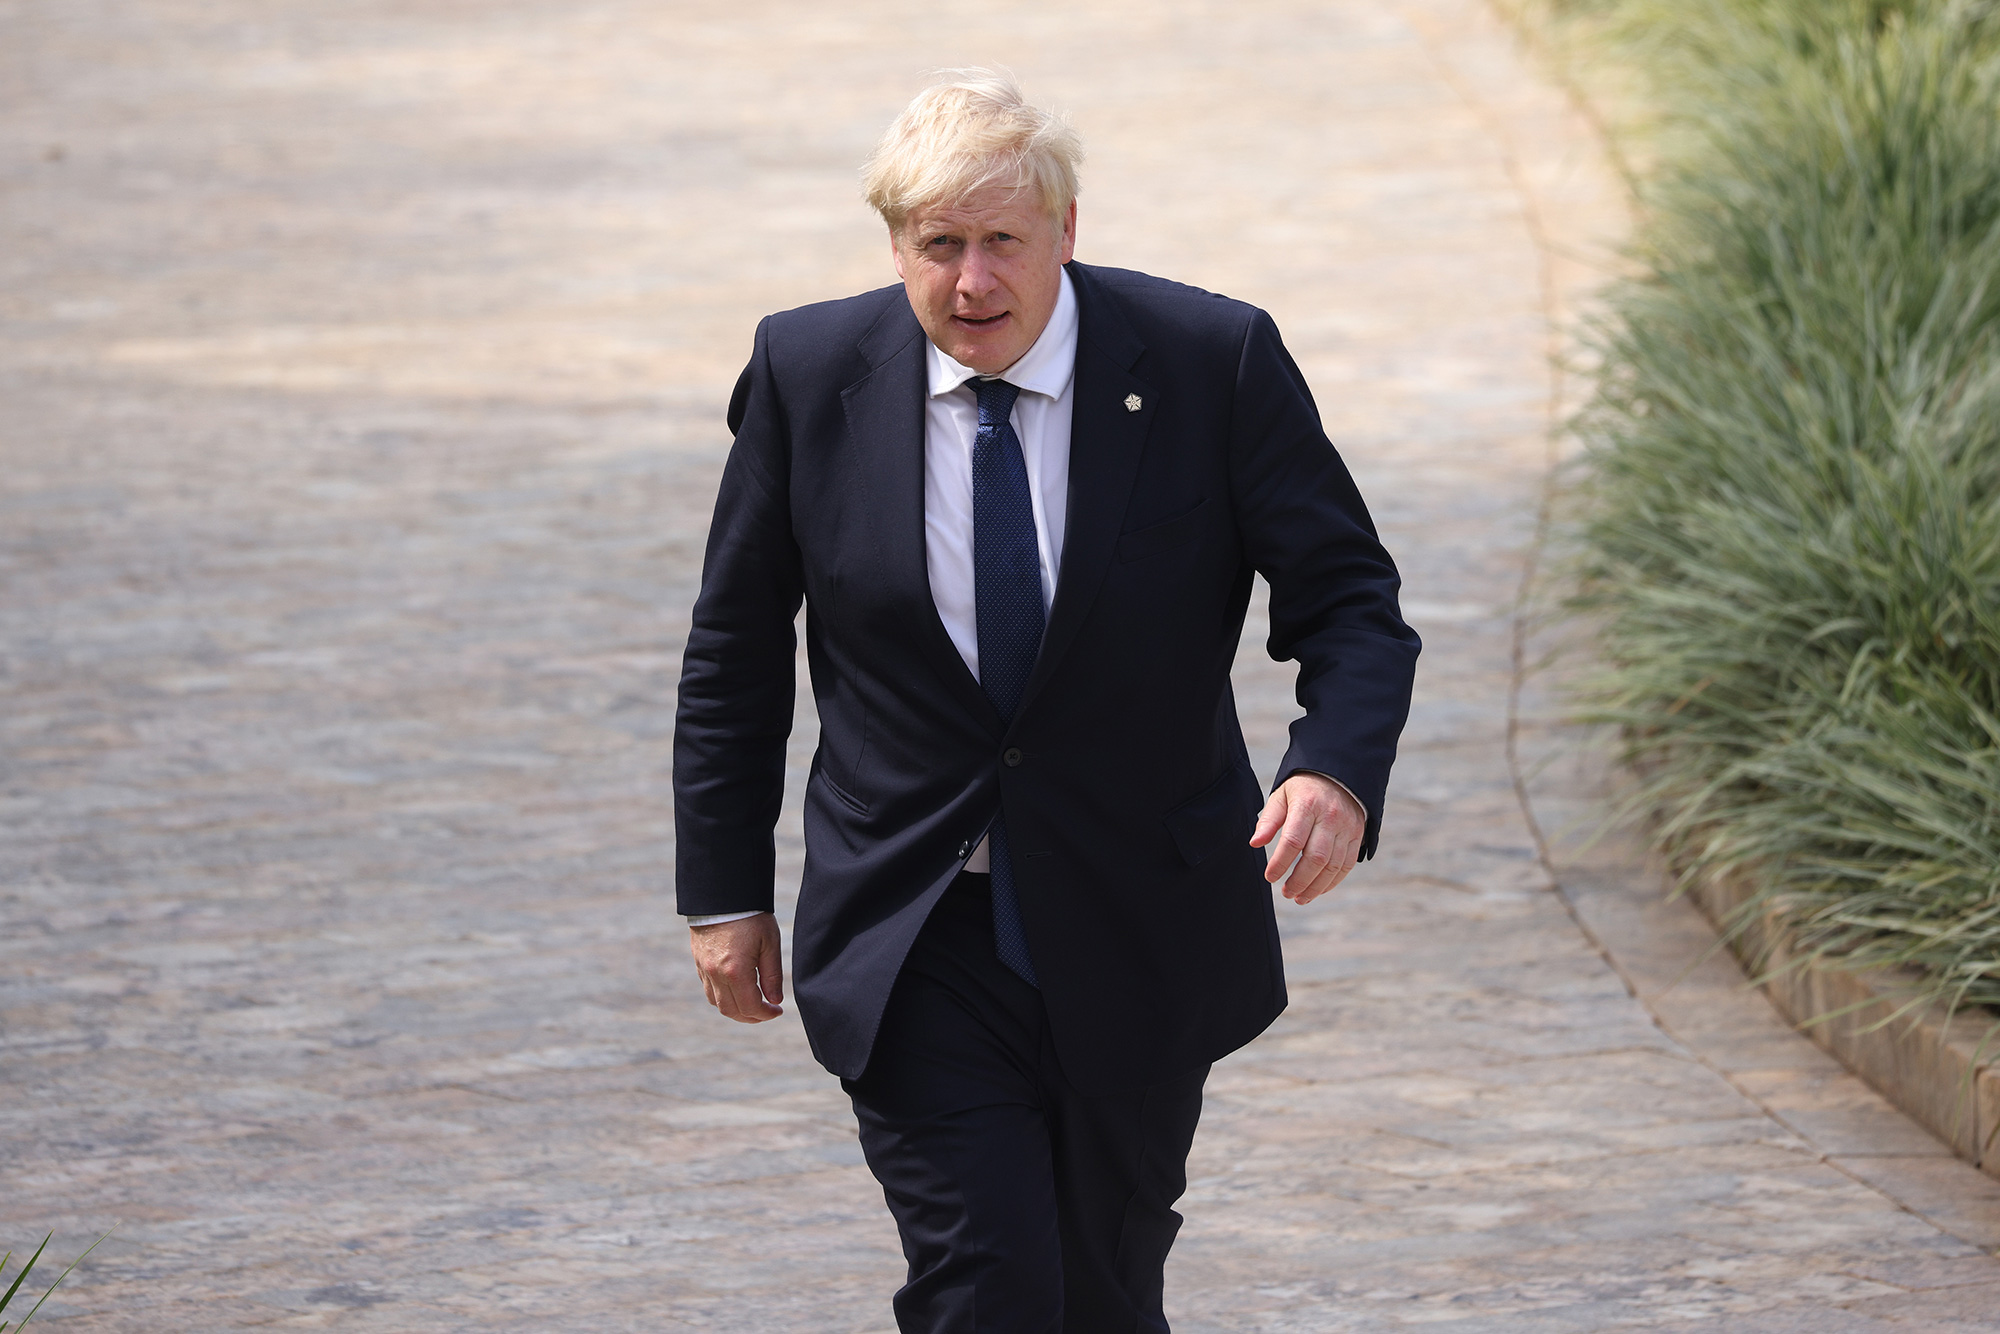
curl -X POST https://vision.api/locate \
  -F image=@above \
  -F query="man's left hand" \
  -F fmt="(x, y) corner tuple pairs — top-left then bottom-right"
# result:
(1249, 772), (1365, 904)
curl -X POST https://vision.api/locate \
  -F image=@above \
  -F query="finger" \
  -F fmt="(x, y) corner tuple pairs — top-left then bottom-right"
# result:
(1293, 832), (1361, 905)
(693, 942), (721, 1010)
(1283, 815), (1340, 899)
(1290, 863), (1342, 905)
(707, 960), (740, 1020)
(1292, 854), (1348, 904)
(1248, 788), (1287, 849)
(1264, 799), (1317, 883)
(1289, 843), (1348, 903)
(725, 965), (780, 1022)
(714, 970), (753, 1022)
(721, 935), (783, 1021)
(695, 940), (754, 1021)
(758, 929), (785, 1007)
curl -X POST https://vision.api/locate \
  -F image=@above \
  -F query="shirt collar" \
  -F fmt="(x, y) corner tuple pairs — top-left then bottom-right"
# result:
(926, 266), (1078, 401)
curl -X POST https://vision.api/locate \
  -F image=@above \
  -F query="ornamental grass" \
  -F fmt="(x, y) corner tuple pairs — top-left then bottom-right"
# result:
(1562, 0), (2000, 1015)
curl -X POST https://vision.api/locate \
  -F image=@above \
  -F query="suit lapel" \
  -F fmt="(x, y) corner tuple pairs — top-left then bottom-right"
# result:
(1018, 263), (1155, 719)
(841, 300), (1003, 734)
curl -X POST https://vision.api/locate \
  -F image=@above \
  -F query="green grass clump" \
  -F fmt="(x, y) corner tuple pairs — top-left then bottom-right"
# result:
(1569, 0), (2000, 1013)
(1, 1232), (109, 1331)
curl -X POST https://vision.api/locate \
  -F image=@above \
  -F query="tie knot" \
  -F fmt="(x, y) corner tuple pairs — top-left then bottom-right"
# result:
(973, 376), (1021, 428)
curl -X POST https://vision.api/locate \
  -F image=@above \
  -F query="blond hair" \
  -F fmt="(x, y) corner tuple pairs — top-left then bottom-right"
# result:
(862, 69), (1082, 235)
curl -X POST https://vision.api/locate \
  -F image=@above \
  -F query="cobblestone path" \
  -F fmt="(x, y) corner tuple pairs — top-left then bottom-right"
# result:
(6, 1), (2000, 1329)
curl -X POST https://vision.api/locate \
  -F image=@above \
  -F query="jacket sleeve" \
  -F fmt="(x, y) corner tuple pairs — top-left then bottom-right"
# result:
(1227, 309), (1421, 859)
(672, 317), (806, 914)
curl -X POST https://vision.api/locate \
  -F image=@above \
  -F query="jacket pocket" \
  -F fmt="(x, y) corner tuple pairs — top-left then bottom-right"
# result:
(1163, 757), (1255, 867)
(1116, 497), (1210, 564)
(820, 769), (870, 817)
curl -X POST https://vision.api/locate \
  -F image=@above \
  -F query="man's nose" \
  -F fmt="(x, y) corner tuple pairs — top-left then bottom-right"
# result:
(957, 245), (997, 300)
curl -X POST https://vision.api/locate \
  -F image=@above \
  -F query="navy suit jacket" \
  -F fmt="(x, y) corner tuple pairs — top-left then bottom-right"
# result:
(674, 261), (1419, 1089)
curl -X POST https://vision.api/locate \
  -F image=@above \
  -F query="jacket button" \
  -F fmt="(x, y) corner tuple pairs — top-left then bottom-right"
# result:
(957, 841), (971, 858)
(1003, 747), (1023, 767)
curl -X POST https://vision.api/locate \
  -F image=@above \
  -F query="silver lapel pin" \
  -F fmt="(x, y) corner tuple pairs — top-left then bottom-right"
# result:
(1124, 393), (1143, 413)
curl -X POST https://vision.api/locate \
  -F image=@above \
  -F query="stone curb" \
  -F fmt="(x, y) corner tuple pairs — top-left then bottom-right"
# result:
(1688, 873), (2000, 1180)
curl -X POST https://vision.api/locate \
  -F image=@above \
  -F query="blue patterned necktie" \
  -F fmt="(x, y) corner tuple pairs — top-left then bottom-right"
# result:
(972, 376), (1043, 988)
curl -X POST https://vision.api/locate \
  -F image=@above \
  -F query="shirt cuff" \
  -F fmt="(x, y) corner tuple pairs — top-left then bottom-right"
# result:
(685, 910), (771, 927)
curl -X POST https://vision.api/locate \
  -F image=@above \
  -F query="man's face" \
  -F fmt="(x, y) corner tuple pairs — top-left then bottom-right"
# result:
(892, 189), (1077, 375)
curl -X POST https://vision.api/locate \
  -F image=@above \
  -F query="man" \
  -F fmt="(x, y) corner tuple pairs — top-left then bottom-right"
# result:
(675, 71), (1418, 1333)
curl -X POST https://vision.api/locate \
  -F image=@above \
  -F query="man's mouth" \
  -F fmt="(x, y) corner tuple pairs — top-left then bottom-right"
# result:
(954, 311), (1009, 327)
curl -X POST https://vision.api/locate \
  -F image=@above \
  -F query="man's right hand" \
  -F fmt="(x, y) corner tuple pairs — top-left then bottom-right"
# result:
(689, 913), (785, 1023)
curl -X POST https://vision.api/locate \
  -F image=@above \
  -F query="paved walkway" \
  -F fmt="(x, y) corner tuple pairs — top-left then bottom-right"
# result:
(4, 1), (1998, 1329)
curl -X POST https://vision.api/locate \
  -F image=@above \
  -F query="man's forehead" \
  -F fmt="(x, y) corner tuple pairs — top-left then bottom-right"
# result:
(905, 189), (1045, 233)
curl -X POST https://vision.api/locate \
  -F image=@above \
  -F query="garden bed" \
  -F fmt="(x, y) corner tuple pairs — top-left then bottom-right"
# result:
(1521, 0), (2000, 1174)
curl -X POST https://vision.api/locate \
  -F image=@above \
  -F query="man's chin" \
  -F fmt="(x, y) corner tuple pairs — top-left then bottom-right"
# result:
(942, 339), (1020, 375)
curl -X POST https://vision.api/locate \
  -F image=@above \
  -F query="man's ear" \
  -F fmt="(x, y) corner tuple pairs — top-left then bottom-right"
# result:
(1058, 199), (1077, 265)
(890, 230), (907, 282)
